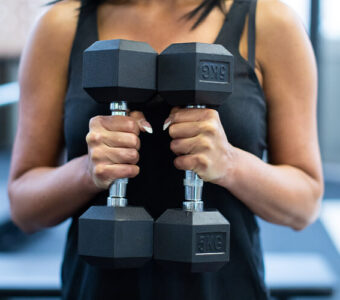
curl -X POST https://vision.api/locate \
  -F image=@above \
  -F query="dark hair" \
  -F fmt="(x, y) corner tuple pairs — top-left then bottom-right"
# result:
(50, 0), (227, 29)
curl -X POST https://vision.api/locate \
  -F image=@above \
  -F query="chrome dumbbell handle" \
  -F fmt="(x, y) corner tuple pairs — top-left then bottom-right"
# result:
(107, 101), (129, 207)
(182, 105), (206, 212)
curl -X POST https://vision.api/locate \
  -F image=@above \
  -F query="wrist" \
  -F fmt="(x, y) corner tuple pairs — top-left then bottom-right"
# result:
(216, 145), (239, 190)
(79, 155), (103, 195)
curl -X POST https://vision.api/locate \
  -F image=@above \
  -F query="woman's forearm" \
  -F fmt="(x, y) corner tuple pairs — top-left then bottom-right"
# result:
(8, 155), (101, 233)
(222, 147), (323, 230)
(8, 142), (322, 233)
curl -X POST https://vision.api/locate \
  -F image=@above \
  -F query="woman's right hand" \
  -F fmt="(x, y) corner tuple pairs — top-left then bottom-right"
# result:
(86, 111), (152, 189)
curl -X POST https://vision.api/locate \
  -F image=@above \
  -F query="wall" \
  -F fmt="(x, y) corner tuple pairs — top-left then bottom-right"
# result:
(320, 38), (340, 164)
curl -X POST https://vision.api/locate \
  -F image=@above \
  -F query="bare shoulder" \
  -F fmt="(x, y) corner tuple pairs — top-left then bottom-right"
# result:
(256, 0), (304, 31)
(19, 0), (80, 78)
(19, 0), (82, 93)
(255, 0), (311, 66)
(37, 0), (80, 38)
(254, 0), (315, 78)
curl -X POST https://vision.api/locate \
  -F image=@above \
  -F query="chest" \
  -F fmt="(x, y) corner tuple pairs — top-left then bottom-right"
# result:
(96, 2), (263, 84)
(97, 2), (229, 53)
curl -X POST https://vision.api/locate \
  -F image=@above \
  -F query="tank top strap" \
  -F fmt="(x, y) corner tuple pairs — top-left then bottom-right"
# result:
(247, 0), (257, 69)
(68, 5), (98, 77)
(216, 0), (257, 69)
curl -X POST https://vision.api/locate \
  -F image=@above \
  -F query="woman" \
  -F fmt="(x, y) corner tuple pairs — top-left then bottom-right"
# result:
(8, 0), (323, 299)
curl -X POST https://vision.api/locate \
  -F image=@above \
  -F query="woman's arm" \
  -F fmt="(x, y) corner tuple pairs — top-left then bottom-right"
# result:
(168, 0), (323, 231)
(8, 1), (96, 233)
(226, 0), (323, 230)
(8, 1), (144, 233)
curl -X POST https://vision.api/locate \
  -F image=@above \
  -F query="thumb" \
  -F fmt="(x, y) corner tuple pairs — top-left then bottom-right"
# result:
(130, 111), (153, 134)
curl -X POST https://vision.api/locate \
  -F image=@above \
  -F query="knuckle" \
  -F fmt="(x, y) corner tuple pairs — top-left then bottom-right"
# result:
(127, 165), (140, 178)
(126, 149), (139, 163)
(89, 117), (97, 128)
(174, 157), (183, 169)
(199, 137), (212, 151)
(131, 149), (139, 161)
(93, 164), (106, 179)
(206, 109), (218, 119)
(85, 132), (93, 144)
(90, 147), (102, 162)
(135, 139), (141, 150)
(89, 116), (103, 128)
(202, 121), (217, 135)
(86, 132), (101, 144)
(129, 134), (139, 148)
(196, 154), (209, 170)
(125, 119), (138, 133)
(168, 124), (177, 138)
(170, 140), (178, 152)
(176, 156), (190, 170)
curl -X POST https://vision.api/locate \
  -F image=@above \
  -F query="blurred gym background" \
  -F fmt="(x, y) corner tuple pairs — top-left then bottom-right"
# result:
(0, 0), (339, 299)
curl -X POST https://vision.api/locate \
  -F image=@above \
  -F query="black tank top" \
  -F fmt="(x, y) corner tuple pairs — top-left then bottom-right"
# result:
(62, 0), (269, 299)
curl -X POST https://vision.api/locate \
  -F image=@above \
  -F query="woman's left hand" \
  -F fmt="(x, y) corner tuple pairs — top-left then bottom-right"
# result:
(165, 107), (235, 186)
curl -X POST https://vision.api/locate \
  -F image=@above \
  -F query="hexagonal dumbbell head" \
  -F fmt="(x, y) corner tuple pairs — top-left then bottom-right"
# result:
(83, 39), (157, 104)
(158, 42), (234, 107)
(79, 206), (154, 268)
(154, 209), (230, 272)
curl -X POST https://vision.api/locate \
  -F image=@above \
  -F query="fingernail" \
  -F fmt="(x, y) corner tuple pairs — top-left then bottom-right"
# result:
(139, 119), (153, 134)
(163, 118), (172, 131)
(144, 126), (153, 134)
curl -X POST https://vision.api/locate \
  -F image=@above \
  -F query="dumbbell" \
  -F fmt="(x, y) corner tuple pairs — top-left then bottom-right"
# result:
(155, 43), (234, 272)
(78, 39), (156, 269)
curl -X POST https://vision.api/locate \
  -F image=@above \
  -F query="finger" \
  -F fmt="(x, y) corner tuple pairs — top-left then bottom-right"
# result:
(171, 136), (212, 155)
(86, 131), (141, 150)
(172, 108), (218, 123)
(168, 122), (201, 139)
(163, 107), (180, 131)
(130, 111), (153, 134)
(173, 154), (208, 173)
(94, 164), (140, 185)
(163, 108), (218, 129)
(91, 146), (139, 165)
(170, 137), (196, 155)
(89, 115), (140, 135)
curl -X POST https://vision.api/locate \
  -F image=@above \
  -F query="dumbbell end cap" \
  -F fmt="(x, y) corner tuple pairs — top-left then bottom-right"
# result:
(154, 209), (230, 273)
(78, 206), (153, 269)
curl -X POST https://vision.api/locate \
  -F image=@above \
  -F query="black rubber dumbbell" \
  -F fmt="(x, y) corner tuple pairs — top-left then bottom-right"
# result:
(155, 42), (234, 272)
(78, 39), (156, 269)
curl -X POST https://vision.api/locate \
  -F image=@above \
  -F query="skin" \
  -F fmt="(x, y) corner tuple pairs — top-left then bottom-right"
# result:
(8, 0), (323, 233)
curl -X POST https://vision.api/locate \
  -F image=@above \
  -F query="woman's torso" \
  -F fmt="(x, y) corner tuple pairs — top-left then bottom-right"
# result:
(62, 0), (269, 299)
